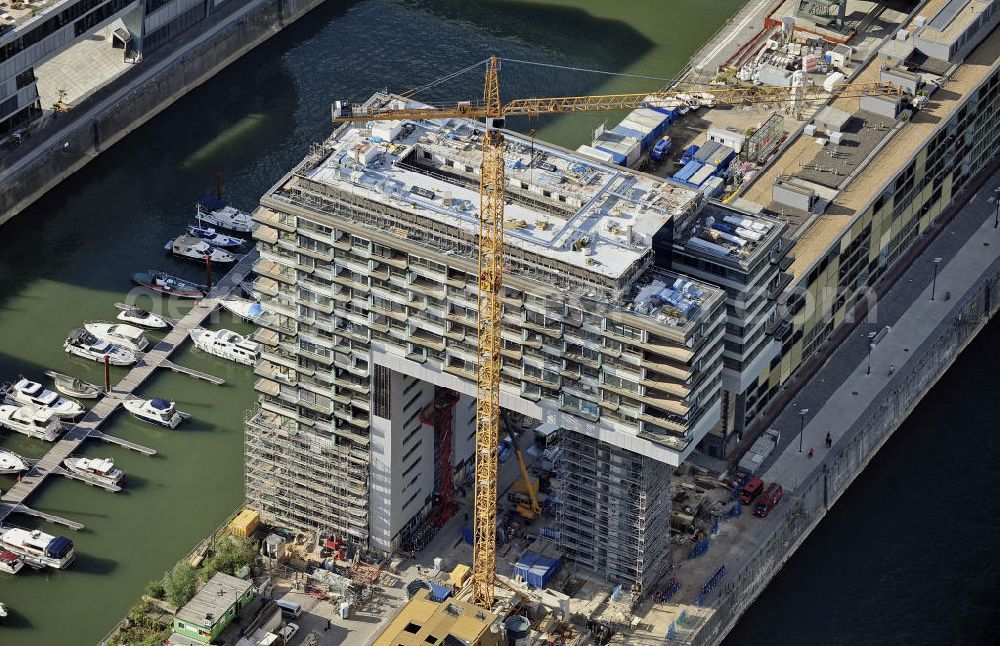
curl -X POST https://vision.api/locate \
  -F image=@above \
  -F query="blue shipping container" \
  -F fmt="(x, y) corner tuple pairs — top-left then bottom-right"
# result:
(612, 125), (645, 143)
(673, 160), (703, 183)
(643, 104), (678, 124)
(512, 551), (563, 589)
(429, 583), (452, 602)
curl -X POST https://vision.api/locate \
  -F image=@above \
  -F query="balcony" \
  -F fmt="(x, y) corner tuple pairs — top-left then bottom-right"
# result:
(254, 328), (280, 347)
(640, 341), (694, 364)
(255, 207), (296, 232)
(640, 372), (690, 398)
(408, 275), (446, 298)
(407, 327), (445, 351)
(638, 410), (687, 434)
(640, 392), (690, 416)
(258, 347), (298, 372)
(254, 276), (279, 297)
(372, 251), (407, 269)
(254, 258), (296, 284)
(253, 224), (279, 245)
(298, 342), (334, 366)
(254, 377), (281, 397)
(298, 243), (335, 262)
(642, 355), (692, 381)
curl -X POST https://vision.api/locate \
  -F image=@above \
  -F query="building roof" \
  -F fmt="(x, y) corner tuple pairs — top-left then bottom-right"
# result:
(175, 572), (253, 628)
(372, 589), (499, 646)
(299, 94), (701, 282)
(741, 9), (1000, 283)
(0, 0), (72, 32)
(918, 0), (992, 44)
(672, 202), (784, 271)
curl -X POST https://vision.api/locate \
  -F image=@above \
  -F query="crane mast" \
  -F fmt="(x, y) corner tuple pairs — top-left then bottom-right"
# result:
(472, 56), (505, 610)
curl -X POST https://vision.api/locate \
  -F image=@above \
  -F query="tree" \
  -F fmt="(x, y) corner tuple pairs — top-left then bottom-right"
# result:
(164, 562), (199, 607)
(203, 536), (257, 578)
(144, 578), (166, 600)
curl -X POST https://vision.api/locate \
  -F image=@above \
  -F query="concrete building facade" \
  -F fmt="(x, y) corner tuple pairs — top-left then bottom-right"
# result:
(0, 0), (270, 136)
(740, 15), (1000, 429)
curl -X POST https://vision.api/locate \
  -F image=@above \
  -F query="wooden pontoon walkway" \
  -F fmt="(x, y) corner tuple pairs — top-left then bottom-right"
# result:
(0, 251), (258, 530)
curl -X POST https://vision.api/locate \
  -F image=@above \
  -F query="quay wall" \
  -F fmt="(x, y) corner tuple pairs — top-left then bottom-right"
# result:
(0, 0), (329, 226)
(688, 256), (1000, 645)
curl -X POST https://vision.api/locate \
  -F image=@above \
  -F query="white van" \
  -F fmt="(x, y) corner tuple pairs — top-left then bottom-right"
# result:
(276, 598), (302, 618)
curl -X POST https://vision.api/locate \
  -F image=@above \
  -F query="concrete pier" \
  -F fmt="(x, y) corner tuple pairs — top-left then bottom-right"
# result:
(0, 251), (258, 529)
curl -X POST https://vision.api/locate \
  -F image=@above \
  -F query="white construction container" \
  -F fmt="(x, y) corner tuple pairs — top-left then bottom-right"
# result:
(575, 145), (615, 164)
(370, 121), (402, 142)
(823, 71), (846, 92)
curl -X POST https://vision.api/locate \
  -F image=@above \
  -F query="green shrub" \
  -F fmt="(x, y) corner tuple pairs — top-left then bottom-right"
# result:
(164, 562), (199, 607)
(144, 578), (166, 600)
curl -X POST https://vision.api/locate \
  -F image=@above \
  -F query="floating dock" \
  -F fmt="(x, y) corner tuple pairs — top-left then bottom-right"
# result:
(0, 251), (258, 530)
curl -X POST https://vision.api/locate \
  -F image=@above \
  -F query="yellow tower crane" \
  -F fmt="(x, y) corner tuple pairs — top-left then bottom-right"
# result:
(332, 57), (898, 609)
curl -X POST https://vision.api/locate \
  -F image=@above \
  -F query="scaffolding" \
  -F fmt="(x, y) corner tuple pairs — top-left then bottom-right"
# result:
(244, 407), (370, 543)
(554, 432), (671, 591)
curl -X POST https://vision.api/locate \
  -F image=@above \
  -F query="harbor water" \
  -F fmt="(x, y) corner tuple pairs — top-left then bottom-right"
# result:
(0, 0), (743, 642)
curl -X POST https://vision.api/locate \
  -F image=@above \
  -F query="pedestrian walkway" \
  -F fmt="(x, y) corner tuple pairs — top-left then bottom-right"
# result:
(763, 177), (1000, 489)
(0, 250), (258, 529)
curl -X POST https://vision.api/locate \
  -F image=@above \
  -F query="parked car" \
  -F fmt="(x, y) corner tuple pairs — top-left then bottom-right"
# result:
(753, 483), (783, 517)
(738, 477), (764, 504)
(278, 622), (300, 643)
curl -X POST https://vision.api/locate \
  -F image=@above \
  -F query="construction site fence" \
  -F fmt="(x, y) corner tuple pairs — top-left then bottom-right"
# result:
(680, 259), (1000, 646)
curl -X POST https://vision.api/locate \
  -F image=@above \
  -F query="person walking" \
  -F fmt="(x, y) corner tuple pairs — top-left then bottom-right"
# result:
(825, 432), (832, 448)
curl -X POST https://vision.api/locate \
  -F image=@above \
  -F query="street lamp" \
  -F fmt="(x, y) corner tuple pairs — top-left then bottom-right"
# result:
(931, 257), (942, 300)
(798, 408), (809, 452)
(993, 187), (1000, 229)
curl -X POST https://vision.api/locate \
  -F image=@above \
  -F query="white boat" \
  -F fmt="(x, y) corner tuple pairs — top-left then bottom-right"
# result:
(84, 322), (150, 353)
(165, 235), (237, 264)
(0, 450), (28, 474)
(64, 328), (137, 366)
(0, 527), (75, 569)
(189, 328), (259, 365)
(123, 397), (189, 429)
(62, 456), (125, 488)
(0, 551), (24, 575)
(187, 225), (245, 248)
(220, 297), (264, 323)
(0, 404), (63, 441)
(115, 304), (169, 329)
(196, 196), (254, 233)
(2, 378), (85, 419)
(44, 370), (101, 400)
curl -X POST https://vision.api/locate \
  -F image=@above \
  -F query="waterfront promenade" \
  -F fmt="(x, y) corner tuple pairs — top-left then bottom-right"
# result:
(0, 250), (258, 529)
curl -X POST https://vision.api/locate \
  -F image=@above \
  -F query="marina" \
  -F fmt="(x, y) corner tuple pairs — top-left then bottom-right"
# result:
(0, 250), (256, 531)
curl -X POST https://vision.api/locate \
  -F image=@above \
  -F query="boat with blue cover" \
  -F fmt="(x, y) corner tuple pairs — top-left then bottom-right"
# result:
(123, 397), (189, 428)
(0, 527), (74, 569)
(187, 225), (245, 248)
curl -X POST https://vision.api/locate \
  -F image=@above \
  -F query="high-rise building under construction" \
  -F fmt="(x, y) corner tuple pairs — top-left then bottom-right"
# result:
(244, 95), (743, 588)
